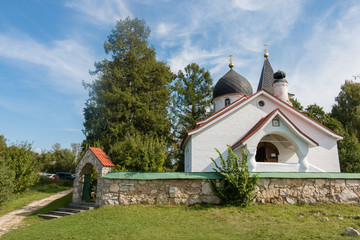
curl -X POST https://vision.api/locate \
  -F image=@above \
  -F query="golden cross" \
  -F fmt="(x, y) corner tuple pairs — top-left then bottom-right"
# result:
(229, 54), (234, 68)
(264, 44), (269, 58)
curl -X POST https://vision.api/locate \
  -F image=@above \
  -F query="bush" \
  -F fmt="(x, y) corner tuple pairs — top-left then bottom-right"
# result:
(5, 143), (40, 193)
(111, 134), (166, 172)
(0, 163), (14, 204)
(210, 145), (259, 207)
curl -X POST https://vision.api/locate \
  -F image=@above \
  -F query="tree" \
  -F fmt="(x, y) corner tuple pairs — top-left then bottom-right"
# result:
(171, 63), (213, 171)
(210, 145), (259, 207)
(0, 135), (14, 204)
(82, 17), (174, 170)
(292, 93), (360, 173)
(337, 132), (360, 172)
(290, 98), (304, 111)
(38, 143), (77, 173)
(331, 77), (360, 138)
(3, 142), (39, 193)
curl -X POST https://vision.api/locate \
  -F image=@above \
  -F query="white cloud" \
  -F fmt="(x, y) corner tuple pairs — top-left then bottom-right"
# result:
(232, 0), (266, 11)
(156, 22), (177, 37)
(160, 0), (303, 76)
(65, 0), (132, 25)
(0, 31), (95, 93)
(291, 2), (360, 111)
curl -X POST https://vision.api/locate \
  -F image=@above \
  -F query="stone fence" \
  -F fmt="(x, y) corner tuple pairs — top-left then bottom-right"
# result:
(94, 172), (360, 205)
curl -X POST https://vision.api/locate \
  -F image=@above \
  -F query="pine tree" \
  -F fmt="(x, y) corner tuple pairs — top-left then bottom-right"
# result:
(171, 63), (213, 171)
(83, 18), (174, 170)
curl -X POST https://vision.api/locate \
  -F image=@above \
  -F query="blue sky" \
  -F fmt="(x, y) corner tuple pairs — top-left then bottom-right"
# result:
(0, 0), (359, 152)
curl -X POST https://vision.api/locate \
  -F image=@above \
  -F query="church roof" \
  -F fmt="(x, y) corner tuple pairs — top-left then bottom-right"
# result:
(182, 89), (343, 148)
(213, 69), (253, 99)
(231, 108), (318, 150)
(257, 58), (274, 94)
(89, 147), (114, 167)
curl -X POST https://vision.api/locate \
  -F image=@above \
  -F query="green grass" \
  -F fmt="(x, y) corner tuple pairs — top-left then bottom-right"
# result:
(0, 183), (71, 217)
(21, 193), (73, 226)
(3, 203), (360, 239)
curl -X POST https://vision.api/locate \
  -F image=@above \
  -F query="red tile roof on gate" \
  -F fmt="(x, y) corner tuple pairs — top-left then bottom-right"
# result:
(89, 147), (115, 167)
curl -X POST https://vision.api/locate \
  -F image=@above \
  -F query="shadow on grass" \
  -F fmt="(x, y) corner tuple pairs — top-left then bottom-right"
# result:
(30, 193), (73, 216)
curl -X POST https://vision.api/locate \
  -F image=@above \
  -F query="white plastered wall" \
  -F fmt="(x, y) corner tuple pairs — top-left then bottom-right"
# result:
(185, 93), (341, 172)
(212, 94), (245, 112)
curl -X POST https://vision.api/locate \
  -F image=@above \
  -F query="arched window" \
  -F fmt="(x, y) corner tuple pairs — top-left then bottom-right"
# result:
(225, 98), (230, 106)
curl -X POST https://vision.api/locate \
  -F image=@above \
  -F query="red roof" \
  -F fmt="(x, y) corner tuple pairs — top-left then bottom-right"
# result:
(89, 147), (115, 167)
(231, 108), (318, 149)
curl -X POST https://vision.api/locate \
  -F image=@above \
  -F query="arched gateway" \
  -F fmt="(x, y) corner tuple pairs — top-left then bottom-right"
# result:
(72, 147), (114, 204)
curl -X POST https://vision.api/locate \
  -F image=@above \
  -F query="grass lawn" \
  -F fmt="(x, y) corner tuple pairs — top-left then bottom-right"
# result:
(3, 203), (360, 239)
(0, 183), (71, 217)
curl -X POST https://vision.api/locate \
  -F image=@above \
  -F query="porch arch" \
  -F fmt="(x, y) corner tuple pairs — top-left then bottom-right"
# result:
(245, 127), (312, 172)
(72, 148), (114, 203)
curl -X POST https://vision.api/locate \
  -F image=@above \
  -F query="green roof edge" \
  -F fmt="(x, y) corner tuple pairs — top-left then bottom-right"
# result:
(102, 172), (360, 180)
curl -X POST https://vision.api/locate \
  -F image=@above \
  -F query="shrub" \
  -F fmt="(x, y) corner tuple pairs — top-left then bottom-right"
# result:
(0, 163), (14, 204)
(210, 145), (259, 207)
(5, 143), (40, 193)
(111, 134), (166, 172)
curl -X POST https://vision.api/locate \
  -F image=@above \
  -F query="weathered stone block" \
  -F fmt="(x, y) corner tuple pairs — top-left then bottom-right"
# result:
(169, 186), (181, 198)
(188, 195), (201, 205)
(202, 181), (213, 195)
(120, 186), (130, 192)
(156, 192), (168, 204)
(339, 189), (359, 203)
(109, 184), (119, 193)
(285, 197), (297, 204)
(346, 179), (360, 186)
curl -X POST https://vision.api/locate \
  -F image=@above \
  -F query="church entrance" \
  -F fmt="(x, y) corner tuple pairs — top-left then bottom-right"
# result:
(255, 142), (279, 162)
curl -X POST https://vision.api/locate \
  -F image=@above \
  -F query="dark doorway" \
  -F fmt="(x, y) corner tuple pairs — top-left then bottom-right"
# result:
(255, 142), (279, 162)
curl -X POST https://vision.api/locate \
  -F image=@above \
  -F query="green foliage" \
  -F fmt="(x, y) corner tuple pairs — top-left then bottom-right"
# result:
(290, 98), (304, 111)
(4, 143), (40, 193)
(37, 143), (77, 173)
(210, 145), (259, 207)
(171, 63), (213, 171)
(331, 78), (360, 138)
(337, 132), (360, 172)
(82, 17), (173, 170)
(291, 82), (360, 173)
(0, 163), (14, 204)
(111, 134), (166, 172)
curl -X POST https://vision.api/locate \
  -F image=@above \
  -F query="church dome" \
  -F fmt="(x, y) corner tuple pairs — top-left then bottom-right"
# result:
(213, 69), (253, 99)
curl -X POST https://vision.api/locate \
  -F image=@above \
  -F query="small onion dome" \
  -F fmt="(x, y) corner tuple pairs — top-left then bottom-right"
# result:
(213, 69), (253, 99)
(273, 70), (288, 83)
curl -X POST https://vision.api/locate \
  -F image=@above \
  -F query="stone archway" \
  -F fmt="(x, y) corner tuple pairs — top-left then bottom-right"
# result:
(72, 148), (114, 204)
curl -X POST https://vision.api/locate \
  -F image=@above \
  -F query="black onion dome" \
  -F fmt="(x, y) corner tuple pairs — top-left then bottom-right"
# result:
(273, 70), (288, 83)
(213, 69), (253, 99)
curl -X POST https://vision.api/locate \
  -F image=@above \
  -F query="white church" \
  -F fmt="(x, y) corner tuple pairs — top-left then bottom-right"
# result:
(183, 50), (343, 173)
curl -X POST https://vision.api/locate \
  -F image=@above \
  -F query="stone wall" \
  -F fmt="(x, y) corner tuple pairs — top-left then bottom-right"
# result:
(97, 178), (220, 205)
(97, 177), (360, 205)
(256, 178), (360, 204)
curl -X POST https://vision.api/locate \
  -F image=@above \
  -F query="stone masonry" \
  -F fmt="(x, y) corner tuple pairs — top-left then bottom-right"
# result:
(97, 177), (360, 205)
(97, 178), (220, 205)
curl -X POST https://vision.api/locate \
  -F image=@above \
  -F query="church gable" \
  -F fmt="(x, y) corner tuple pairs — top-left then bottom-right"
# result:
(186, 90), (342, 141)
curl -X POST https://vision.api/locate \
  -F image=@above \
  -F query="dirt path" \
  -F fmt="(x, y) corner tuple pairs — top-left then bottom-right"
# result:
(0, 189), (73, 237)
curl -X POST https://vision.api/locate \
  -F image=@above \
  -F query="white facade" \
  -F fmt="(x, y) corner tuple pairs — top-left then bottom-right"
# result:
(184, 90), (342, 173)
